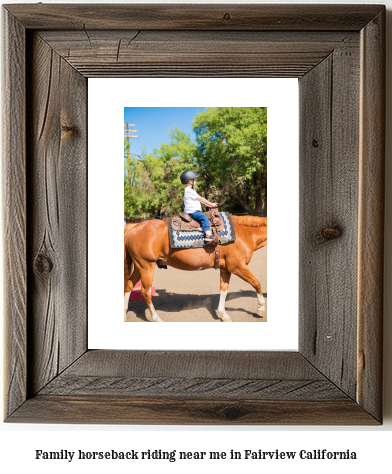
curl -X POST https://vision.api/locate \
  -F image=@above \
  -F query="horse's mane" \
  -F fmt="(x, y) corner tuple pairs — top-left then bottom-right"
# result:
(230, 215), (267, 227)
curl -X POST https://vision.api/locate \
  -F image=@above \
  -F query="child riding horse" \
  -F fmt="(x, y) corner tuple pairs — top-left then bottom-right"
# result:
(180, 169), (218, 244)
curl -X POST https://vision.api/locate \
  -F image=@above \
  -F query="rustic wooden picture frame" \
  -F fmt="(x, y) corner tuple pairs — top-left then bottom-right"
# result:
(3, 4), (385, 424)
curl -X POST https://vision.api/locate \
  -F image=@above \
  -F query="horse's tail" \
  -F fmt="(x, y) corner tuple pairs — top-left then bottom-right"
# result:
(124, 228), (134, 292)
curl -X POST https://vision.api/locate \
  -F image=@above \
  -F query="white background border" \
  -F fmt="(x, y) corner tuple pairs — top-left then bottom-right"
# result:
(0, 3), (390, 467)
(88, 78), (299, 350)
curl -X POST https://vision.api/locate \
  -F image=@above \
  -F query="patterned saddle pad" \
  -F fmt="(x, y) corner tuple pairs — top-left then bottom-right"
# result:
(168, 212), (236, 249)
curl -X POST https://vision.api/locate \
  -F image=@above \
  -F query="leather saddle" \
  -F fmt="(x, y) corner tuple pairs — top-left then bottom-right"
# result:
(169, 208), (226, 267)
(171, 208), (225, 247)
(171, 212), (202, 231)
(171, 208), (224, 233)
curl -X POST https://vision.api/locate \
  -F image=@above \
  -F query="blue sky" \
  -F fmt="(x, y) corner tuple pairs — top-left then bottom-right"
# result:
(124, 107), (207, 158)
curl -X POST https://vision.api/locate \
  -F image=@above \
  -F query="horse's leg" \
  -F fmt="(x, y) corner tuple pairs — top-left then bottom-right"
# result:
(216, 268), (232, 322)
(139, 264), (164, 322)
(232, 263), (266, 318)
(124, 245), (134, 316)
(124, 266), (141, 317)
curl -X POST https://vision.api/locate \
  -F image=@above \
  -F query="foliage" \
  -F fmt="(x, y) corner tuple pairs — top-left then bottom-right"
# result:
(151, 127), (197, 214)
(124, 108), (267, 218)
(124, 128), (196, 218)
(193, 107), (267, 215)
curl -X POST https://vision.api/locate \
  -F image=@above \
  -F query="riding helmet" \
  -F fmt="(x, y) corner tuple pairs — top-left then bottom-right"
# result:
(180, 169), (200, 184)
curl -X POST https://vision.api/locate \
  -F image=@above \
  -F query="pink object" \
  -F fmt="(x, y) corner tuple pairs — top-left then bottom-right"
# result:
(129, 280), (156, 301)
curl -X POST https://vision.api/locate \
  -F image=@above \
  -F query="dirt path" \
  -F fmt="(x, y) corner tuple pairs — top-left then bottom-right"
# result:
(125, 246), (267, 323)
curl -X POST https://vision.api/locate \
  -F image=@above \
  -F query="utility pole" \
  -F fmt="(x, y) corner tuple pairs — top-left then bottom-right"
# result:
(124, 122), (138, 157)
(124, 122), (138, 181)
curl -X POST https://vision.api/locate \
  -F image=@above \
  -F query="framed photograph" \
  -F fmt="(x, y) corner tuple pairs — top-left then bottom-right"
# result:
(88, 80), (298, 351)
(3, 4), (384, 424)
(121, 105), (270, 326)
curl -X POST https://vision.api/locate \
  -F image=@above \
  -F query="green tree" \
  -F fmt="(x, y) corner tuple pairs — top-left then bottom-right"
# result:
(124, 146), (161, 218)
(151, 127), (197, 214)
(124, 128), (197, 217)
(192, 107), (267, 215)
(124, 108), (267, 218)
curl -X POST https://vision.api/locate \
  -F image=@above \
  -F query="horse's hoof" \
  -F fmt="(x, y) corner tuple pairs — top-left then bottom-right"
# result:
(152, 316), (164, 322)
(216, 310), (232, 322)
(257, 306), (265, 317)
(222, 316), (233, 322)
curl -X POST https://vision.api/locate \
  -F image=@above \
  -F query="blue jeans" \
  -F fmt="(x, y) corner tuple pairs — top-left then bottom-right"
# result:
(189, 211), (210, 233)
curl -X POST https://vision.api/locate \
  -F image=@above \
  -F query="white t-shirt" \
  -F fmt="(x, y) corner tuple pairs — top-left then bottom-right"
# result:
(184, 187), (202, 214)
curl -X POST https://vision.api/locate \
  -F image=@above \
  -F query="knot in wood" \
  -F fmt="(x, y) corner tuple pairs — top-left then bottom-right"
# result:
(315, 225), (342, 245)
(312, 139), (319, 148)
(34, 253), (53, 274)
(223, 13), (231, 21)
(61, 124), (77, 133)
(223, 405), (244, 420)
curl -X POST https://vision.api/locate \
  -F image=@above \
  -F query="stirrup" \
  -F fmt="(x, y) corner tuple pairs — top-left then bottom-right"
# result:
(204, 234), (219, 245)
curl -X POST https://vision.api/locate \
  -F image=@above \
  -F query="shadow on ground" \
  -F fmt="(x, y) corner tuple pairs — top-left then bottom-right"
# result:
(126, 290), (267, 322)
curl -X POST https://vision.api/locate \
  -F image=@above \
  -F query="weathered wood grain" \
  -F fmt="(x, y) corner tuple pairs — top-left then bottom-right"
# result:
(7, 351), (375, 424)
(57, 350), (322, 379)
(40, 30), (358, 55)
(49, 66), (308, 79)
(38, 350), (347, 401)
(299, 40), (360, 399)
(2, 9), (27, 419)
(39, 377), (347, 400)
(4, 4), (384, 31)
(2, 4), (385, 425)
(38, 30), (358, 78)
(27, 33), (87, 395)
(357, 9), (385, 422)
(9, 396), (379, 425)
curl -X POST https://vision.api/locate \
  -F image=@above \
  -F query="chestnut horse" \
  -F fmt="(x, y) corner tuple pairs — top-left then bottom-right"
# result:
(124, 215), (267, 322)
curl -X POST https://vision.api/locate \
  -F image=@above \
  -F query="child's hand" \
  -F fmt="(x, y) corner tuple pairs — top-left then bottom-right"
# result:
(211, 203), (218, 208)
